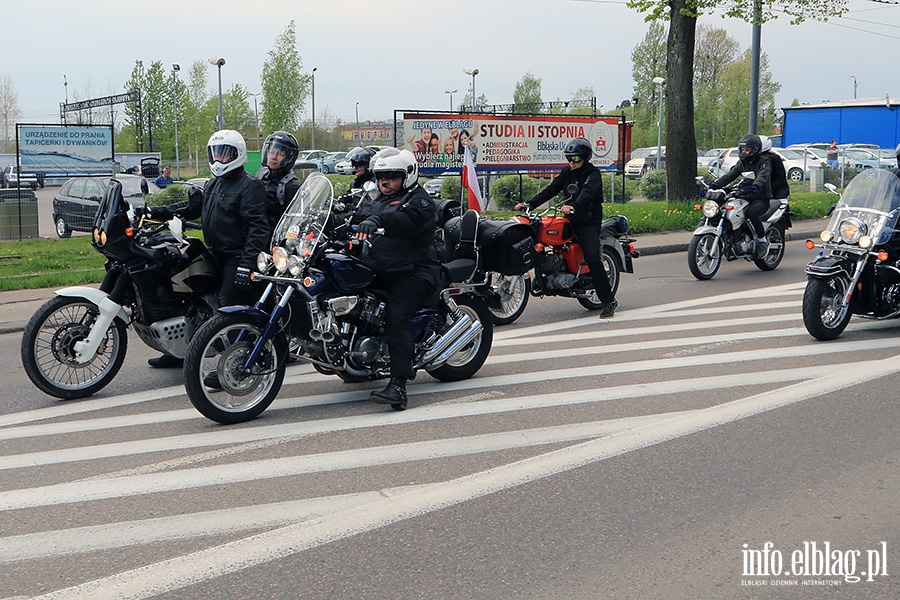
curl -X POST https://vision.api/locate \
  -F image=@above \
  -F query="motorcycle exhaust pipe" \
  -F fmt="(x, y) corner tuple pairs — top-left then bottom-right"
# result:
(429, 320), (483, 367)
(418, 313), (473, 364)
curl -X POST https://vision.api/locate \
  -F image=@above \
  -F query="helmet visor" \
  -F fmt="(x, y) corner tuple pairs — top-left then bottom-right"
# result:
(209, 144), (238, 165)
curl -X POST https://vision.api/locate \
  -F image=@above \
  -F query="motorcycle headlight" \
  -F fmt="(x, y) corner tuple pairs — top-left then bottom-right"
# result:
(272, 246), (290, 274)
(838, 217), (866, 244)
(820, 230), (834, 242)
(702, 200), (720, 218)
(287, 255), (303, 277)
(859, 235), (874, 249)
(256, 251), (272, 273)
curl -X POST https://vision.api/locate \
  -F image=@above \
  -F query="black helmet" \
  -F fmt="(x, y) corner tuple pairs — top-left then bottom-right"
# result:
(347, 146), (376, 170)
(564, 137), (593, 164)
(261, 131), (299, 170)
(738, 134), (762, 161)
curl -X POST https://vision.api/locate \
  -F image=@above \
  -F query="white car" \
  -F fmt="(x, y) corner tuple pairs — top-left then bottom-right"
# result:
(335, 159), (354, 175)
(2, 165), (38, 189)
(624, 146), (664, 179)
(714, 147), (824, 182)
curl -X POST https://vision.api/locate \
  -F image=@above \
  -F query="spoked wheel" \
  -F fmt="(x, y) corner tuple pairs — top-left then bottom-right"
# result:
(427, 295), (493, 382)
(21, 296), (128, 399)
(802, 276), (853, 340)
(184, 313), (287, 424)
(688, 233), (722, 280)
(487, 273), (530, 325)
(754, 225), (786, 271)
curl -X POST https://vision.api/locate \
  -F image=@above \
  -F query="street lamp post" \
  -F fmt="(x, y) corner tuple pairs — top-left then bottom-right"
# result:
(463, 67), (479, 112)
(172, 64), (180, 178)
(632, 96), (639, 123)
(355, 101), (360, 143)
(652, 77), (665, 171)
(850, 75), (858, 99)
(445, 89), (457, 112)
(311, 67), (317, 149)
(250, 93), (261, 151)
(209, 56), (225, 130)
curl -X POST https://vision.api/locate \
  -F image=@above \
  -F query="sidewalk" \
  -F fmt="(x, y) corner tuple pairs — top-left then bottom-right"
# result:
(0, 218), (827, 336)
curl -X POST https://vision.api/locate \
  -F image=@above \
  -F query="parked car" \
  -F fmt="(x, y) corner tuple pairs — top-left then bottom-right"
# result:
(877, 148), (898, 170)
(697, 148), (728, 172)
(1, 165), (38, 189)
(625, 146), (665, 179)
(840, 148), (881, 170)
(319, 151), (347, 174)
(334, 159), (354, 175)
(52, 174), (159, 238)
(715, 146), (824, 182)
(295, 150), (328, 171)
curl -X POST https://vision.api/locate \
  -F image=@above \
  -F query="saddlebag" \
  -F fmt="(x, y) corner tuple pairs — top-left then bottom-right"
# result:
(444, 216), (535, 276)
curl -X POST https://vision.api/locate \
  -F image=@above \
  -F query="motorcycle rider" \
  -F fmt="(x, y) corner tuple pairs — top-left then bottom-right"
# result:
(347, 146), (377, 189)
(760, 135), (789, 201)
(349, 147), (440, 410)
(257, 130), (300, 228)
(710, 133), (773, 258)
(515, 137), (618, 319)
(145, 130), (271, 369)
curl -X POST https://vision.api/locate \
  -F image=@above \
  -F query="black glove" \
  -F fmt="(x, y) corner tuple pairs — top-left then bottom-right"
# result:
(740, 185), (759, 196)
(699, 189), (706, 198)
(356, 215), (381, 236)
(234, 266), (252, 289)
(188, 185), (203, 203)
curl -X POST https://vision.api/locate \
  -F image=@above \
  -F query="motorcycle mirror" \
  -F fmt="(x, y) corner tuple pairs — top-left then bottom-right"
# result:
(362, 180), (377, 194)
(501, 186), (511, 198)
(695, 176), (704, 183)
(565, 183), (579, 196)
(824, 183), (838, 194)
(140, 179), (149, 195)
(170, 215), (184, 243)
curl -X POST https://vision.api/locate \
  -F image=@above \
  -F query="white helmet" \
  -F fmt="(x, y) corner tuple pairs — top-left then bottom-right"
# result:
(371, 147), (418, 189)
(207, 129), (248, 177)
(759, 135), (772, 153)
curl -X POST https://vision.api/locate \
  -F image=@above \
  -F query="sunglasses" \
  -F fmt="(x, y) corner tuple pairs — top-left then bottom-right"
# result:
(376, 173), (403, 180)
(567, 156), (583, 164)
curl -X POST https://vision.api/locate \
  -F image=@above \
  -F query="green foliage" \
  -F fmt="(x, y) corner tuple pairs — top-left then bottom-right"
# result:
(513, 73), (542, 114)
(823, 165), (860, 186)
(639, 169), (668, 201)
(261, 20), (308, 133)
(441, 177), (462, 203)
(490, 174), (546, 209)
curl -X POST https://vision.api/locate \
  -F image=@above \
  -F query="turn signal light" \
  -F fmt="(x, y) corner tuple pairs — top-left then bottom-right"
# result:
(693, 204), (701, 210)
(805, 240), (816, 249)
(725, 205), (735, 210)
(125, 227), (134, 237)
(877, 251), (889, 261)
(534, 243), (544, 253)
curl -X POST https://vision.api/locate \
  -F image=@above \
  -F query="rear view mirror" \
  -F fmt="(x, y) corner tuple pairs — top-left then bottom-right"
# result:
(565, 183), (579, 196)
(140, 179), (149, 195)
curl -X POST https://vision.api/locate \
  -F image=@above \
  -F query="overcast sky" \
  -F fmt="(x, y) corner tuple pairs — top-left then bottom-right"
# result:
(6, 0), (900, 139)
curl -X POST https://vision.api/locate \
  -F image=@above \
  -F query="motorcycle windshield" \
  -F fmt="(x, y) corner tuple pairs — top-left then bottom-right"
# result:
(272, 173), (334, 260)
(828, 169), (900, 245)
(93, 179), (126, 231)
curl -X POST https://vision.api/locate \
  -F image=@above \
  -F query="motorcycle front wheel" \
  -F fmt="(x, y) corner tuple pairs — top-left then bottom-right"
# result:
(488, 272), (530, 326)
(754, 225), (786, 271)
(802, 276), (853, 340)
(21, 295), (128, 399)
(184, 313), (287, 424)
(427, 295), (493, 382)
(688, 233), (722, 280)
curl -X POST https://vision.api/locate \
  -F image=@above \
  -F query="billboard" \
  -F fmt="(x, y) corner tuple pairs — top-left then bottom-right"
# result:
(16, 124), (116, 177)
(398, 112), (624, 174)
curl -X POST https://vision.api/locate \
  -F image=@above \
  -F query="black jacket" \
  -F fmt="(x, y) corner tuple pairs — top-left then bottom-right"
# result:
(257, 166), (300, 228)
(351, 171), (375, 190)
(350, 184), (441, 284)
(711, 155), (773, 201)
(764, 151), (789, 200)
(154, 169), (270, 270)
(528, 161), (604, 226)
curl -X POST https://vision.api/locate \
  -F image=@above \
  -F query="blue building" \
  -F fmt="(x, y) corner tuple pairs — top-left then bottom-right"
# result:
(781, 98), (899, 148)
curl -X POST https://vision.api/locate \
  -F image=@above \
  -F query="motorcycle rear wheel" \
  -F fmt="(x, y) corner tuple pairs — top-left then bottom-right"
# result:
(753, 225), (786, 271)
(488, 272), (530, 326)
(802, 276), (852, 340)
(427, 295), (493, 382)
(184, 313), (287, 424)
(21, 295), (128, 399)
(688, 233), (722, 280)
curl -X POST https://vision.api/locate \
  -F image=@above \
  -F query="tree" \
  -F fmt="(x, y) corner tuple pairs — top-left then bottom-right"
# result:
(513, 72), (542, 114)
(628, 0), (846, 200)
(0, 76), (21, 154)
(693, 24), (741, 148)
(459, 92), (489, 113)
(630, 20), (667, 148)
(260, 20), (308, 134)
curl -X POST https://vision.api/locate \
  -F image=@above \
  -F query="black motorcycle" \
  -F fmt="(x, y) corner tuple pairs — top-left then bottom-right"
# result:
(803, 168), (900, 340)
(183, 174), (497, 423)
(21, 179), (220, 399)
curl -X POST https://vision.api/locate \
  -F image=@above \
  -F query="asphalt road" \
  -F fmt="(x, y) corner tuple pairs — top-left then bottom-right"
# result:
(0, 240), (897, 599)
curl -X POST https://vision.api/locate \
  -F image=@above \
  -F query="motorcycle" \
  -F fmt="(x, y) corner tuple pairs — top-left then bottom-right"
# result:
(183, 174), (496, 423)
(473, 185), (637, 325)
(21, 179), (220, 399)
(688, 175), (792, 280)
(802, 169), (900, 340)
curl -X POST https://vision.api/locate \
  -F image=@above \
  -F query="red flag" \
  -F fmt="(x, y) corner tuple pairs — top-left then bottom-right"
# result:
(461, 145), (484, 213)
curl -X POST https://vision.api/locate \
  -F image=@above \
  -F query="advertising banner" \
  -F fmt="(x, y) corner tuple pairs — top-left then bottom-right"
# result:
(17, 124), (116, 177)
(398, 113), (623, 173)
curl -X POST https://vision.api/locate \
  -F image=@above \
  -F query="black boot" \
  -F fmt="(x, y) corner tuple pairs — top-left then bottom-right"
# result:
(370, 377), (408, 411)
(147, 354), (184, 369)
